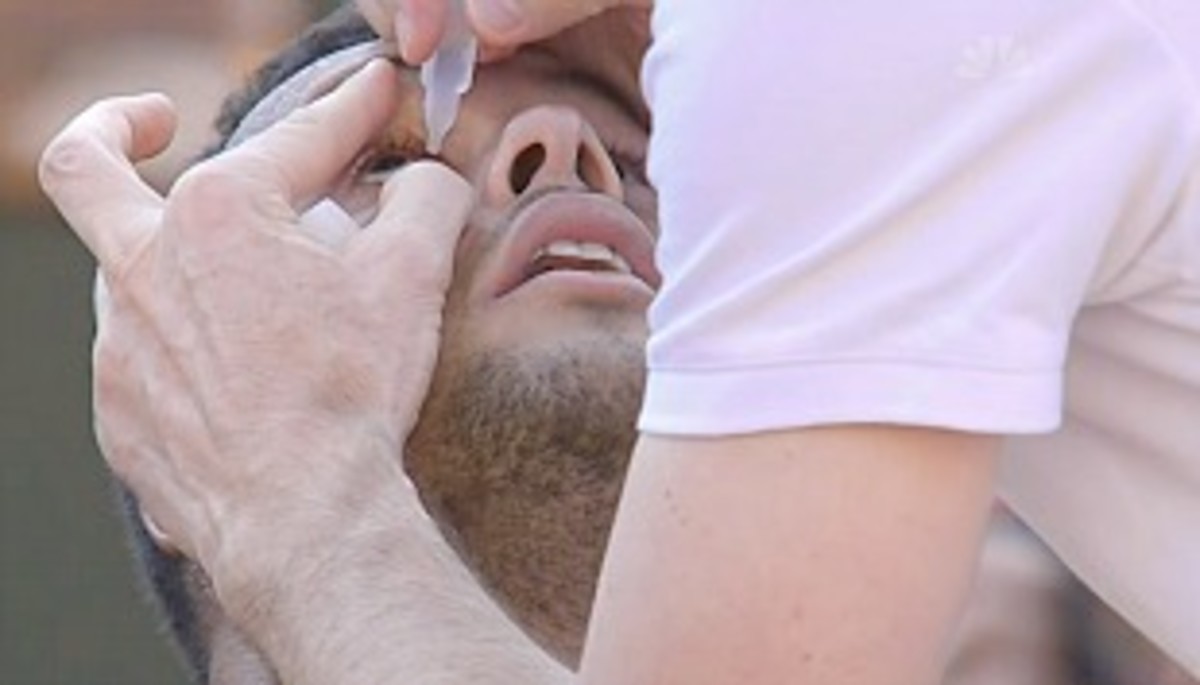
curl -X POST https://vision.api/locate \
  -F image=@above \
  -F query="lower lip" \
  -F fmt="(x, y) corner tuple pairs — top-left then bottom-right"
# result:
(499, 269), (655, 306)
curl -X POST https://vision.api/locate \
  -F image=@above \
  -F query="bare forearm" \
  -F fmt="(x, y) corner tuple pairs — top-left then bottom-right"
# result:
(42, 55), (567, 685)
(225, 442), (571, 685)
(580, 428), (999, 685)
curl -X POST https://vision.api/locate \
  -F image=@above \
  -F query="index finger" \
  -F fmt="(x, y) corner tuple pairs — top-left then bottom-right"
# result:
(223, 58), (402, 214)
(38, 93), (175, 269)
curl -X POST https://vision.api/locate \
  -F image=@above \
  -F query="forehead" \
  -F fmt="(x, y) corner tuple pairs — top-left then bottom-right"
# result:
(232, 41), (640, 150)
(402, 47), (642, 130)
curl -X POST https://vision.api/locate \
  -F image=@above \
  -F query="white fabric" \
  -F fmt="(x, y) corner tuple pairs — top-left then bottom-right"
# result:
(640, 0), (1200, 673)
(226, 41), (387, 148)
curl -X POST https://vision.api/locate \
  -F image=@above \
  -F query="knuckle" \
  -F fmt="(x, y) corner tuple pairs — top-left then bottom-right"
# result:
(169, 164), (258, 230)
(38, 97), (128, 193)
(93, 348), (133, 405)
(261, 102), (321, 139)
(172, 164), (247, 210)
(274, 110), (324, 148)
(37, 133), (94, 196)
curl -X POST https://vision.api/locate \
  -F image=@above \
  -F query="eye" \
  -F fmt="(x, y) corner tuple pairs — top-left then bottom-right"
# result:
(358, 149), (415, 184)
(334, 136), (432, 224)
(602, 140), (647, 184)
(355, 136), (431, 185)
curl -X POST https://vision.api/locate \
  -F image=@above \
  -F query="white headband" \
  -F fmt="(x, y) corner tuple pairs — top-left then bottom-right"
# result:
(225, 41), (398, 247)
(226, 40), (391, 148)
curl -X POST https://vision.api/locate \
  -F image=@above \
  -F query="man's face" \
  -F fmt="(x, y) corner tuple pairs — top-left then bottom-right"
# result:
(397, 40), (657, 359)
(337, 23), (656, 664)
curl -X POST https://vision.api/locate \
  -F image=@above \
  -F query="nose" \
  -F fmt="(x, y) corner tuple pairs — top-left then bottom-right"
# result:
(483, 106), (623, 206)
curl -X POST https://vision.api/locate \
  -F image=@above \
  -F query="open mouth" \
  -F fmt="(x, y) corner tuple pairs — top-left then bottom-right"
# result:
(527, 240), (634, 278)
(492, 192), (659, 299)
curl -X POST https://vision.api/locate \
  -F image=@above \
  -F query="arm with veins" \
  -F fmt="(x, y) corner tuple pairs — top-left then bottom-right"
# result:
(233, 427), (996, 685)
(230, 441), (573, 685)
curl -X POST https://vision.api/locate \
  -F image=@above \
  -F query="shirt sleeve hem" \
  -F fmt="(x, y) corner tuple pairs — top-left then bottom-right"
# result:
(638, 360), (1063, 437)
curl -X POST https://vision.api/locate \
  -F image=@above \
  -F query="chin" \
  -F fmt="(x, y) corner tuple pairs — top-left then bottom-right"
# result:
(404, 327), (645, 665)
(476, 297), (650, 356)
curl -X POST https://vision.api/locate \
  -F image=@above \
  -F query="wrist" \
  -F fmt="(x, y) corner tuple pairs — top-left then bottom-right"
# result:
(198, 423), (569, 685)
(205, 424), (414, 632)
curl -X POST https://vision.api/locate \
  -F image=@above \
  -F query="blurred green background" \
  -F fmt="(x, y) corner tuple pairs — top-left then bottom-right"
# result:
(0, 211), (175, 683)
(1, 2), (334, 683)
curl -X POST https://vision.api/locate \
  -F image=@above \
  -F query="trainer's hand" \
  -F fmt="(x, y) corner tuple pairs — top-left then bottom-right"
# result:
(38, 59), (474, 621)
(357, 0), (651, 64)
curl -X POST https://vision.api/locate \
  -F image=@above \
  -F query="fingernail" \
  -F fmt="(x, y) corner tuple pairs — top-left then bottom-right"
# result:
(470, 0), (525, 39)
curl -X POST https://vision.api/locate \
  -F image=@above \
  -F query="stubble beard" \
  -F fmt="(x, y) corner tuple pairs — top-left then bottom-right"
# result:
(405, 325), (645, 664)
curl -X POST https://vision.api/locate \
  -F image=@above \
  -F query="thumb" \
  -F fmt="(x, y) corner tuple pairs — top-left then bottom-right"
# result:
(350, 161), (475, 293)
(467, 0), (625, 47)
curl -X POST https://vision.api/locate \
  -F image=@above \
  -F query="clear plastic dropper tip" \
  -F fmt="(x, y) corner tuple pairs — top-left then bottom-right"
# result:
(420, 1), (477, 154)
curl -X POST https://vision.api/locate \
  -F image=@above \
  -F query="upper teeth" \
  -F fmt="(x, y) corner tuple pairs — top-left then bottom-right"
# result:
(531, 240), (632, 274)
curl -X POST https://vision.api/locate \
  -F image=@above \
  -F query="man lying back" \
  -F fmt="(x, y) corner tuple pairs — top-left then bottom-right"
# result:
(118, 6), (655, 681)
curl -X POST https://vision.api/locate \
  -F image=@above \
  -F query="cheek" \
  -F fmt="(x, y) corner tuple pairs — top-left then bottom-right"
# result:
(436, 106), (507, 184)
(624, 181), (658, 234)
(442, 218), (500, 307)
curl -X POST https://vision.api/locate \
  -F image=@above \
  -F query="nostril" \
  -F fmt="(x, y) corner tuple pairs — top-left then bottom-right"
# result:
(509, 144), (547, 195)
(577, 146), (608, 191)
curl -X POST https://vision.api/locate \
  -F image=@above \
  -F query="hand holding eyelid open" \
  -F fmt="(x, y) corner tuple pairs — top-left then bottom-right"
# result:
(39, 58), (474, 610)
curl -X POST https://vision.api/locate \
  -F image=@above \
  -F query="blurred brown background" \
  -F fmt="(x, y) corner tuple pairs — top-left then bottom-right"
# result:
(1, 2), (332, 683)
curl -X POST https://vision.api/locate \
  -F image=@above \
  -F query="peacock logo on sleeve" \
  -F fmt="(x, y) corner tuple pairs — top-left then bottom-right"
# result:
(956, 34), (1034, 83)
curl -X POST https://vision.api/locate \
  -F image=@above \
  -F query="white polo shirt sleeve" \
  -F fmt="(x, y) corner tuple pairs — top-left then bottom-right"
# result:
(639, 0), (1200, 436)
